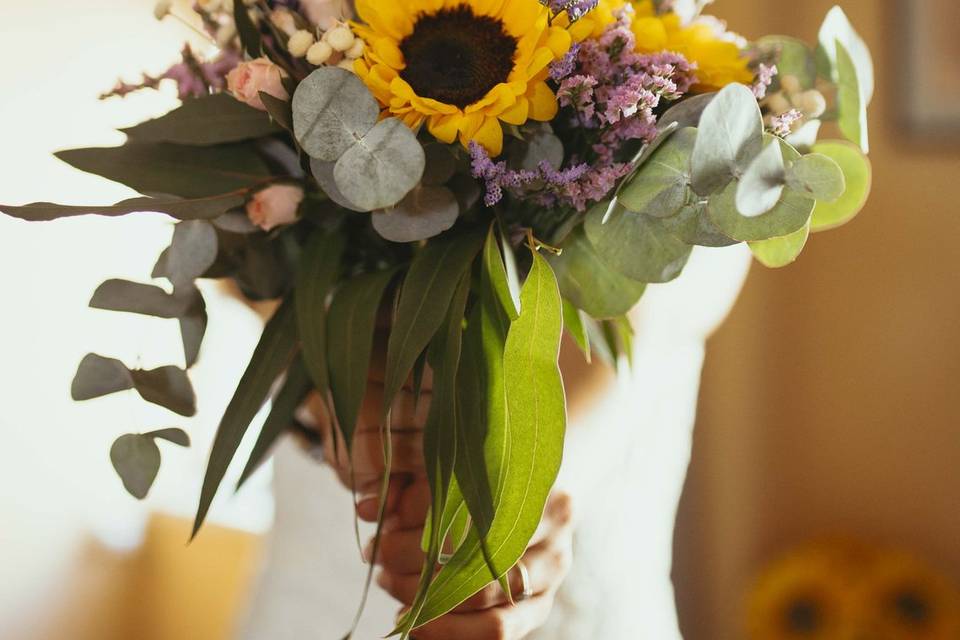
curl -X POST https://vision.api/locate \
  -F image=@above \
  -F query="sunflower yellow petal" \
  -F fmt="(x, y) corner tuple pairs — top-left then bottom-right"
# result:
(545, 27), (573, 57)
(355, 0), (411, 41)
(428, 113), (462, 144)
(372, 38), (405, 69)
(528, 81), (558, 121)
(498, 96), (529, 125)
(468, 116), (504, 156)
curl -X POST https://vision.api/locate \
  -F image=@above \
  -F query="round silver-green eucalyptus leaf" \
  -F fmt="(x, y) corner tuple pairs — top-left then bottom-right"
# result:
(786, 153), (846, 203)
(310, 157), (366, 212)
(690, 83), (764, 196)
(422, 144), (458, 186)
(619, 127), (697, 218)
(371, 186), (460, 243)
(708, 139), (814, 242)
(662, 201), (738, 247)
(549, 226), (647, 319)
(657, 93), (716, 132)
(736, 135), (787, 218)
(292, 67), (380, 161)
(509, 130), (564, 171)
(333, 118), (426, 211)
(585, 200), (693, 284)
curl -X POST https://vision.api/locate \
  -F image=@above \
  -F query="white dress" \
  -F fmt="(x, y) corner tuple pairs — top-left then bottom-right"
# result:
(238, 245), (752, 640)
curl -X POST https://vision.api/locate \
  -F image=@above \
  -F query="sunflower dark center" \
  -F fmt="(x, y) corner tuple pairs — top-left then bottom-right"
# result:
(784, 598), (821, 634)
(400, 6), (518, 109)
(894, 590), (931, 625)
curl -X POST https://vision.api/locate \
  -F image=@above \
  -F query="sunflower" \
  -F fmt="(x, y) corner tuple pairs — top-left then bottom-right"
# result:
(747, 544), (860, 640)
(351, 0), (577, 156)
(853, 551), (960, 640)
(579, 0), (755, 92)
(630, 0), (754, 91)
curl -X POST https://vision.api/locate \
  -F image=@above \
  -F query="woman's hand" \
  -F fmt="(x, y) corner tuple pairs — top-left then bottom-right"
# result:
(372, 485), (575, 640)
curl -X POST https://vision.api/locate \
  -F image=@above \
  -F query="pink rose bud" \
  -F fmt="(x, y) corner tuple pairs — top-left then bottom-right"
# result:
(246, 184), (305, 232)
(301, 0), (353, 30)
(226, 57), (288, 111)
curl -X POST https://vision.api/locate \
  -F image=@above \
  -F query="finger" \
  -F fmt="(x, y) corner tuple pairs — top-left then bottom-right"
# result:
(383, 479), (432, 532)
(355, 476), (409, 523)
(345, 428), (425, 480)
(412, 593), (556, 640)
(356, 382), (431, 434)
(366, 528), (427, 575)
(377, 570), (420, 606)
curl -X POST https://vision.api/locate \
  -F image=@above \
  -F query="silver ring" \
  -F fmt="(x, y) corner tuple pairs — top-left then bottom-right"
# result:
(514, 560), (533, 602)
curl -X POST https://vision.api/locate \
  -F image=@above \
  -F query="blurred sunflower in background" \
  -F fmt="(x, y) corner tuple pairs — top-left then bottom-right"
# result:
(352, 0), (575, 156)
(853, 551), (960, 640)
(748, 540), (960, 640)
(747, 541), (859, 640)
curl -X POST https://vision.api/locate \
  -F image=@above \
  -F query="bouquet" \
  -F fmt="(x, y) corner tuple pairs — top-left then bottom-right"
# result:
(1, 0), (874, 635)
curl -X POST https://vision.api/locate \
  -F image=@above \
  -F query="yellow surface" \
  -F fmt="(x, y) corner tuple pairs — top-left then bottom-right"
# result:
(15, 516), (261, 640)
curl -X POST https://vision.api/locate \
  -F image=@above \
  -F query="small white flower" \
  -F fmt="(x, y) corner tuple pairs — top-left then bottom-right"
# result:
(337, 59), (356, 72)
(325, 26), (355, 53)
(306, 40), (334, 66)
(288, 30), (316, 58)
(154, 0), (173, 20)
(345, 38), (365, 60)
(197, 0), (223, 12)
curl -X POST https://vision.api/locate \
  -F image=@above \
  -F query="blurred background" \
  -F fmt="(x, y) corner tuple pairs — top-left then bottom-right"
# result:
(0, 1), (957, 639)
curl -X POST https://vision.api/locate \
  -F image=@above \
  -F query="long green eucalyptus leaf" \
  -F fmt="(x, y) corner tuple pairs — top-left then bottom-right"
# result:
(192, 298), (298, 538)
(408, 249), (566, 627)
(381, 229), (484, 419)
(236, 354), (312, 489)
(326, 268), (398, 449)
(122, 93), (281, 146)
(295, 232), (345, 398)
(397, 272), (472, 638)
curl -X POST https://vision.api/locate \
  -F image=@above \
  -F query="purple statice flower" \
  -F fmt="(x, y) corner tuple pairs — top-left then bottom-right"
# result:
(101, 46), (241, 100)
(470, 143), (631, 212)
(768, 108), (803, 137)
(558, 75), (599, 123)
(752, 63), (778, 99)
(550, 44), (581, 81)
(540, 0), (600, 22)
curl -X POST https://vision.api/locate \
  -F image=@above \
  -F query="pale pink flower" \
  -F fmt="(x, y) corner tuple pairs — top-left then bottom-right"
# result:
(246, 184), (304, 231)
(301, 0), (352, 29)
(226, 57), (288, 111)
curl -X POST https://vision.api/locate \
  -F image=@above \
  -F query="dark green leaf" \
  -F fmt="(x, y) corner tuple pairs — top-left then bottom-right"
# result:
(90, 279), (187, 318)
(122, 94), (281, 145)
(193, 298), (298, 538)
(295, 231), (345, 397)
(154, 220), (219, 288)
(56, 142), (271, 199)
(179, 286), (208, 368)
(483, 225), (518, 321)
(0, 192), (247, 222)
(382, 229), (484, 417)
(145, 428), (191, 447)
(411, 249), (566, 627)
(562, 299), (590, 361)
(71, 353), (134, 400)
(327, 269), (398, 449)
(130, 366), (197, 417)
(110, 434), (161, 500)
(236, 355), (313, 489)
(550, 226), (647, 318)
(234, 0), (262, 58)
(585, 201), (693, 284)
(259, 92), (294, 133)
(422, 143), (458, 186)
